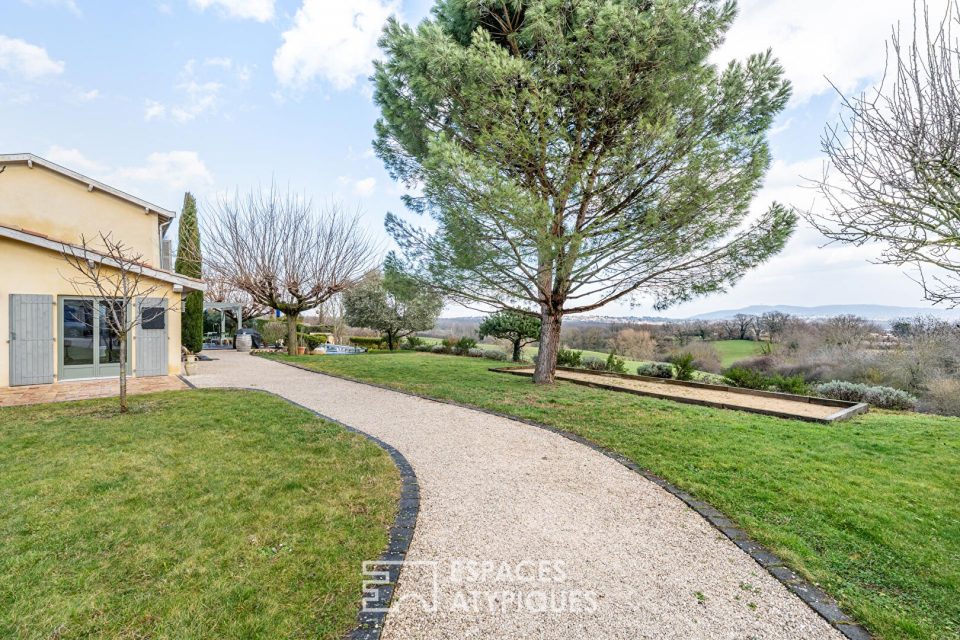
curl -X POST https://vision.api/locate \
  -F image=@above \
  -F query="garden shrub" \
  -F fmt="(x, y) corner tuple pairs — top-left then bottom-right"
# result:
(300, 333), (327, 351)
(482, 349), (510, 361)
(605, 352), (627, 373)
(297, 323), (332, 334)
(725, 366), (810, 395)
(724, 366), (770, 390)
(414, 344), (433, 352)
(768, 374), (809, 395)
(455, 337), (478, 353)
(669, 353), (696, 381)
(405, 336), (425, 348)
(350, 336), (387, 349)
(466, 348), (485, 358)
(729, 355), (778, 374)
(813, 380), (918, 410)
(261, 321), (287, 347)
(556, 349), (583, 368)
(636, 363), (674, 379)
(919, 377), (960, 416)
(774, 361), (833, 383)
(581, 356), (607, 371)
(430, 344), (447, 353)
(673, 342), (722, 373)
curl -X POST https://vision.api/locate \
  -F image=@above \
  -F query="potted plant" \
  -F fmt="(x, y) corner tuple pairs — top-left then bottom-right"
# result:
(183, 347), (198, 376)
(297, 335), (307, 355)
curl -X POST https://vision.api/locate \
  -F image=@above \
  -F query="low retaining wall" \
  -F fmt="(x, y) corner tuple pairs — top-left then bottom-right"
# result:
(493, 366), (869, 424)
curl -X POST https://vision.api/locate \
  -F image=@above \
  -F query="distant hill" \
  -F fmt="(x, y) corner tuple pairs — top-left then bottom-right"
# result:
(689, 304), (960, 321)
(437, 304), (960, 328)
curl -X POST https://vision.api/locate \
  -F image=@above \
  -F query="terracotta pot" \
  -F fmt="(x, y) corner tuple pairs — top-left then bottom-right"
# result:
(297, 346), (307, 355)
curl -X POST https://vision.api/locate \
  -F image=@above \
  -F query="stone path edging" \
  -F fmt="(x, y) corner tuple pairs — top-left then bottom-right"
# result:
(262, 359), (872, 640)
(178, 376), (419, 640)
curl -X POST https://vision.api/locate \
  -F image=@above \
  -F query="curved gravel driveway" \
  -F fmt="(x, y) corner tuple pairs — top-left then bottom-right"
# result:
(191, 351), (842, 640)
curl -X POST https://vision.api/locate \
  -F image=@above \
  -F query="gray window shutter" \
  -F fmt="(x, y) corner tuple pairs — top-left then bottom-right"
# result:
(9, 294), (55, 386)
(136, 298), (168, 377)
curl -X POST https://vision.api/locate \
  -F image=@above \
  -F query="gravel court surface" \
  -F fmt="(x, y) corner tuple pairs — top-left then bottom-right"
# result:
(191, 351), (842, 640)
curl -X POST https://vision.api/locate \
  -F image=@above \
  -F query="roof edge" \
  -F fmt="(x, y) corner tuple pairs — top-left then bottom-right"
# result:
(0, 153), (176, 220)
(0, 224), (205, 292)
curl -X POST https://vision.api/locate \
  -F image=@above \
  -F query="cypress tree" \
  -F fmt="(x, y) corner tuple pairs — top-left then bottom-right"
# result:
(175, 192), (204, 353)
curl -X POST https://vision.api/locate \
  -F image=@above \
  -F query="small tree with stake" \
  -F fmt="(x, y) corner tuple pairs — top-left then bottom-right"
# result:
(343, 268), (443, 350)
(204, 186), (377, 355)
(478, 311), (541, 362)
(60, 232), (174, 413)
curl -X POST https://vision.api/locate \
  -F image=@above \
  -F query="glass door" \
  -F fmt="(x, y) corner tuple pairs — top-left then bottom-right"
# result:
(60, 298), (130, 380)
(97, 300), (124, 378)
(61, 299), (96, 379)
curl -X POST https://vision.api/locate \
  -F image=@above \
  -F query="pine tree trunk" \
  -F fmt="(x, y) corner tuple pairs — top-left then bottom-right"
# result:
(286, 313), (299, 356)
(512, 339), (522, 362)
(533, 311), (562, 383)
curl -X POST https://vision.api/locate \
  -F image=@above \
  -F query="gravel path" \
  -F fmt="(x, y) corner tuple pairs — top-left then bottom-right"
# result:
(191, 352), (842, 640)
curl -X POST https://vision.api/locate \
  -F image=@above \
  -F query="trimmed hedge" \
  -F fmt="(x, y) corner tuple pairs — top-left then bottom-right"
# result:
(813, 380), (917, 410)
(349, 336), (387, 349)
(637, 363), (674, 379)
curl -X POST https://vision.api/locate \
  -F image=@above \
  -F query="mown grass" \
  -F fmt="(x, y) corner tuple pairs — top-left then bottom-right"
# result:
(0, 389), (398, 640)
(708, 339), (765, 367)
(264, 350), (960, 640)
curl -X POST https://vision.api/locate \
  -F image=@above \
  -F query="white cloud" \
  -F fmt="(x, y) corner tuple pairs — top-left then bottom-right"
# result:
(191, 0), (275, 22)
(144, 99), (166, 121)
(0, 35), (65, 79)
(19, 0), (80, 15)
(45, 145), (107, 174)
(353, 177), (377, 196)
(76, 88), (99, 102)
(273, 0), (399, 91)
(144, 58), (250, 123)
(112, 151), (214, 190)
(44, 147), (214, 194)
(715, 0), (953, 104)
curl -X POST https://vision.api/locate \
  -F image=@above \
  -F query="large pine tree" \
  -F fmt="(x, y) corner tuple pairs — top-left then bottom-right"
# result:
(175, 192), (203, 353)
(374, 0), (796, 383)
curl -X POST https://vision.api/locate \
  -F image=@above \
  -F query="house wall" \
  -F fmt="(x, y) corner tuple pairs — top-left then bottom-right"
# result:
(0, 163), (164, 266)
(0, 237), (183, 387)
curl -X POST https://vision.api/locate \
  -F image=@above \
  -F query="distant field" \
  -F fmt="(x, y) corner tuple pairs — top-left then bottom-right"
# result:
(417, 335), (762, 374)
(708, 340), (765, 367)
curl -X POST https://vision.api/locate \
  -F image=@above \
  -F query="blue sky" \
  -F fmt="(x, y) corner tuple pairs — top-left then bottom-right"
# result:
(1, 0), (951, 317)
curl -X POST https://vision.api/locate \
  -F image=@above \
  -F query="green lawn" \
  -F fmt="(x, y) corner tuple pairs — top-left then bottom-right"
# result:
(709, 339), (765, 367)
(0, 390), (398, 639)
(264, 351), (960, 640)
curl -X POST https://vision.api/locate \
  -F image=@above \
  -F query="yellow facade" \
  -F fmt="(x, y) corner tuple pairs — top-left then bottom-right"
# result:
(0, 162), (166, 265)
(0, 157), (194, 388)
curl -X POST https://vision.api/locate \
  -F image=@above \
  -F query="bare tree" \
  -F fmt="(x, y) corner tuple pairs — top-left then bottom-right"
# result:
(203, 273), (270, 325)
(60, 233), (174, 413)
(807, 1), (960, 306)
(733, 314), (756, 341)
(760, 311), (791, 343)
(204, 186), (377, 355)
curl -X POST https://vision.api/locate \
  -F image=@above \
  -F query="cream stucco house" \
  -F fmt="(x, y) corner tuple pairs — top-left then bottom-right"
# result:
(0, 153), (204, 388)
